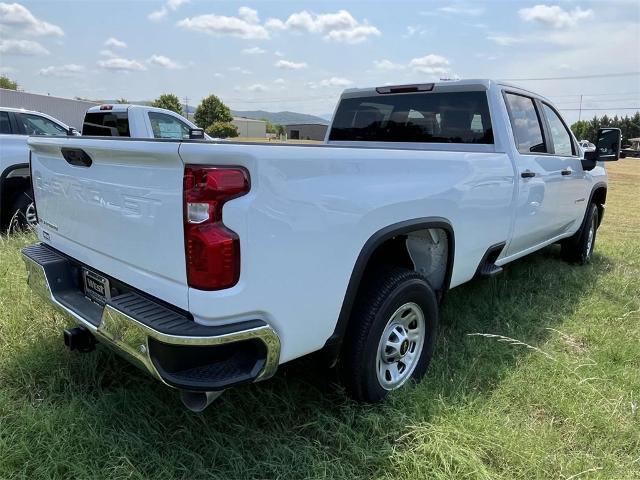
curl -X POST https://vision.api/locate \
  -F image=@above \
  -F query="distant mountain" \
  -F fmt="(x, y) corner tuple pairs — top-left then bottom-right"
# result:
(231, 110), (329, 126)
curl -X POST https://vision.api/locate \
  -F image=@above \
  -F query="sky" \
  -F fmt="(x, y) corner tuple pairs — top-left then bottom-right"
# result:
(0, 0), (639, 122)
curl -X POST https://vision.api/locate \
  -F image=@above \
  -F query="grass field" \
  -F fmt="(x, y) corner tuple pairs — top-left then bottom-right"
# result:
(0, 161), (638, 479)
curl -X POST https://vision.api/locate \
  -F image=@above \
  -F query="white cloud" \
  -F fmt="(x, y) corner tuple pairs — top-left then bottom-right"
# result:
(147, 54), (183, 69)
(213, 72), (223, 78)
(39, 63), (84, 77)
(519, 4), (593, 29)
(318, 77), (353, 87)
(438, 5), (484, 16)
(149, 0), (188, 22)
(178, 7), (269, 39)
(99, 49), (116, 57)
(409, 54), (451, 75)
(275, 59), (307, 70)
(487, 34), (524, 46)
(229, 66), (252, 74)
(274, 50), (284, 57)
(238, 6), (259, 24)
(0, 2), (63, 36)
(0, 38), (48, 55)
(266, 9), (380, 43)
(241, 46), (266, 55)
(247, 83), (267, 92)
(104, 37), (126, 48)
(404, 25), (430, 37)
(274, 78), (285, 84)
(373, 59), (405, 70)
(98, 57), (146, 71)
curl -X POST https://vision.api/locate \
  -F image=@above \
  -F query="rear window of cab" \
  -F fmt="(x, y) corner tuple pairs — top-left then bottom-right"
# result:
(329, 91), (493, 144)
(83, 112), (130, 137)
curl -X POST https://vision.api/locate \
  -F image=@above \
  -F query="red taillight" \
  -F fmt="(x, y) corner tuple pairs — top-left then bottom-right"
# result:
(183, 166), (249, 290)
(99, 105), (113, 110)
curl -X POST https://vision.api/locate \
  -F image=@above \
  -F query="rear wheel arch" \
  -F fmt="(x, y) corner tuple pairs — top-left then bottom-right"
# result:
(322, 217), (455, 365)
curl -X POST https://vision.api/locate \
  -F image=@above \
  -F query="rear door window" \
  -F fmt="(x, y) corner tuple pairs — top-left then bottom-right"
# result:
(148, 112), (191, 139)
(19, 113), (68, 136)
(83, 111), (130, 136)
(504, 93), (547, 154)
(329, 91), (493, 143)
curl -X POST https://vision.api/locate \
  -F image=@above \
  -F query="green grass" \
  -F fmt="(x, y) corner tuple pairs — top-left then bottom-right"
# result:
(1, 161), (639, 479)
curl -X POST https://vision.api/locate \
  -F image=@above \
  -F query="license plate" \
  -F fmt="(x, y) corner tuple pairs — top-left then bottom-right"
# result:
(83, 268), (110, 305)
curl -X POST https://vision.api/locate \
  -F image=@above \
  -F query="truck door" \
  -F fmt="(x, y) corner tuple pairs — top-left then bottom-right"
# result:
(538, 102), (589, 235)
(503, 92), (568, 256)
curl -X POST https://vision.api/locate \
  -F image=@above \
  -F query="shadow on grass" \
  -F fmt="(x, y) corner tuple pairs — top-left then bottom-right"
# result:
(2, 245), (609, 478)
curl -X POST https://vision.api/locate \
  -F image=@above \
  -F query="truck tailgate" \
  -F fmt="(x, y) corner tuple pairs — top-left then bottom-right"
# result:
(28, 137), (188, 309)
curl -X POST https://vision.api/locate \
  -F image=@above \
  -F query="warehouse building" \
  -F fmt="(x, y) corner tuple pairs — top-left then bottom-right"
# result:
(0, 88), (98, 129)
(232, 117), (267, 138)
(285, 123), (328, 141)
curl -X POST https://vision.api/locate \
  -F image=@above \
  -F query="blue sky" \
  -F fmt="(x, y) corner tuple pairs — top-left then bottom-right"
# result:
(1, 0), (639, 122)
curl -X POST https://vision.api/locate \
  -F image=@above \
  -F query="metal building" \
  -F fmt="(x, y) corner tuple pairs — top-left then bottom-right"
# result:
(232, 117), (267, 138)
(285, 123), (328, 141)
(0, 89), (98, 129)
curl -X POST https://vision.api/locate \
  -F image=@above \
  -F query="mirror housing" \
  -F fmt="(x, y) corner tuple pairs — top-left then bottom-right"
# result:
(67, 127), (79, 136)
(189, 128), (205, 140)
(581, 128), (622, 170)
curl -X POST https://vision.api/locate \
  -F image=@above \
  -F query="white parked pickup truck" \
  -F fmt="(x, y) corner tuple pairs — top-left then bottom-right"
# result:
(82, 103), (208, 140)
(23, 80), (622, 411)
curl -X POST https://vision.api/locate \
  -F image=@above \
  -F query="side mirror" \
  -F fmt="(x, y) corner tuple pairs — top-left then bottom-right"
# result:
(189, 128), (205, 140)
(584, 128), (621, 162)
(67, 127), (79, 136)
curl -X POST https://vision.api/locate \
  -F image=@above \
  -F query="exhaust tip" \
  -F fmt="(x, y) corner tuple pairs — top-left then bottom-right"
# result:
(180, 390), (224, 412)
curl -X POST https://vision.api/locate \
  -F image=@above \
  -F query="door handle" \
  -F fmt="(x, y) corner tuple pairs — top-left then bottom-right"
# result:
(521, 170), (535, 178)
(561, 169), (573, 176)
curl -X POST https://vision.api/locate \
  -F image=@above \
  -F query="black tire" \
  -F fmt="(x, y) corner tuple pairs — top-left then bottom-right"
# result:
(561, 203), (599, 265)
(339, 267), (439, 403)
(8, 192), (36, 234)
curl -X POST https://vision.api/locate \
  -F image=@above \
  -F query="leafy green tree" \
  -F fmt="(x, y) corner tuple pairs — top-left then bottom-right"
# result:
(205, 122), (239, 138)
(194, 94), (233, 129)
(116, 97), (129, 104)
(571, 112), (640, 144)
(275, 124), (286, 136)
(0, 75), (18, 90)
(151, 93), (183, 115)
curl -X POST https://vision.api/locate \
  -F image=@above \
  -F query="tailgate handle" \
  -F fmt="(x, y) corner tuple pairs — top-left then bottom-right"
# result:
(61, 148), (92, 167)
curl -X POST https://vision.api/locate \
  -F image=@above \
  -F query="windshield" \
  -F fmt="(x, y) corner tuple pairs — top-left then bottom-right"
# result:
(329, 91), (493, 144)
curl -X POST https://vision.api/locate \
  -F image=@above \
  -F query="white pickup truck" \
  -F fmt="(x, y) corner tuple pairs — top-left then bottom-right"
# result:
(82, 104), (207, 140)
(23, 80), (621, 412)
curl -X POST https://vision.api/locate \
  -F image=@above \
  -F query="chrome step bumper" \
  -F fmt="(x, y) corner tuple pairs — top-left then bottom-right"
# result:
(22, 243), (280, 391)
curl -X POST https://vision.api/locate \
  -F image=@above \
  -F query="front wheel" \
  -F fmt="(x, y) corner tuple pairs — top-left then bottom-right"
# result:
(561, 203), (599, 265)
(339, 267), (439, 403)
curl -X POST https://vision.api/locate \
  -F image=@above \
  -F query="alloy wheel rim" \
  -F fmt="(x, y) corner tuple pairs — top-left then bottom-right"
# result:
(376, 302), (426, 391)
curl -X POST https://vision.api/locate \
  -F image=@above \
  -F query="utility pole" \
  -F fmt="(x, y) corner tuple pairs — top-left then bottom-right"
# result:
(578, 94), (583, 122)
(184, 96), (189, 120)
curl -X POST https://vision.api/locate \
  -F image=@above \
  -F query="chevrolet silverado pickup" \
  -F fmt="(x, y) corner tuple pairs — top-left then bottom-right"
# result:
(23, 80), (622, 412)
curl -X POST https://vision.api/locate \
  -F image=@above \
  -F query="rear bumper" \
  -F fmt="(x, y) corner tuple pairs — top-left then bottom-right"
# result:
(22, 243), (280, 392)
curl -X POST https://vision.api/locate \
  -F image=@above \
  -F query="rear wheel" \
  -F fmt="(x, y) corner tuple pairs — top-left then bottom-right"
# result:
(8, 192), (37, 233)
(339, 267), (439, 403)
(561, 203), (599, 265)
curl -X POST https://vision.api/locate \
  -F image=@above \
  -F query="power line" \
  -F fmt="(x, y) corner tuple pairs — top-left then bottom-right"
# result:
(548, 91), (640, 98)
(501, 71), (640, 81)
(558, 107), (640, 111)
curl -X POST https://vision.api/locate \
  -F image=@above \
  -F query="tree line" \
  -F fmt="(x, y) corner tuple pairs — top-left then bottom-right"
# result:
(571, 112), (640, 146)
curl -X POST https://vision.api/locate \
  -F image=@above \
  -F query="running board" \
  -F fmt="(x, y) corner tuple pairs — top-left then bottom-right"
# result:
(475, 242), (506, 278)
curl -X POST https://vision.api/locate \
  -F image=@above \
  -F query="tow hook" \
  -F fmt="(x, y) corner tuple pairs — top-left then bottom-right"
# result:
(63, 326), (96, 353)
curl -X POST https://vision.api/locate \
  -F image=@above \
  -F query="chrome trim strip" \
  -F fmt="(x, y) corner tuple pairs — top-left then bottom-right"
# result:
(22, 252), (281, 388)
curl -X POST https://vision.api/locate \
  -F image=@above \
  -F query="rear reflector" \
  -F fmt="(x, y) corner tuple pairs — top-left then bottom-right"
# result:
(183, 166), (250, 290)
(375, 83), (434, 94)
